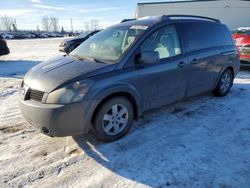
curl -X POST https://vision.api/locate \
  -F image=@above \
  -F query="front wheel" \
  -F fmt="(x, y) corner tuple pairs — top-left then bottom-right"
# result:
(212, 69), (233, 97)
(93, 97), (134, 142)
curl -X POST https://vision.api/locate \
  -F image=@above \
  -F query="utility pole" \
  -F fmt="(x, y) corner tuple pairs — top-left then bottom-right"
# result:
(70, 18), (73, 33)
(37, 25), (40, 33)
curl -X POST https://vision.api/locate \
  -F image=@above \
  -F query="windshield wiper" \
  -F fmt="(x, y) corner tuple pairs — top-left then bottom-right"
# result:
(70, 54), (107, 64)
(81, 56), (107, 64)
(93, 58), (107, 64)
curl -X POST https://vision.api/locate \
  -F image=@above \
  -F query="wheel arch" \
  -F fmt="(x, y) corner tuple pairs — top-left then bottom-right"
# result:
(214, 65), (235, 89)
(226, 66), (234, 78)
(89, 85), (142, 127)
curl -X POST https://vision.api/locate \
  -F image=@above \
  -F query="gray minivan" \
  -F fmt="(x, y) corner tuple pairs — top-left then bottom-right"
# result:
(18, 15), (240, 142)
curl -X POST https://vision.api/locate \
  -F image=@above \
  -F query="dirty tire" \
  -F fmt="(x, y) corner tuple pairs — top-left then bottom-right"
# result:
(93, 97), (134, 142)
(212, 69), (233, 97)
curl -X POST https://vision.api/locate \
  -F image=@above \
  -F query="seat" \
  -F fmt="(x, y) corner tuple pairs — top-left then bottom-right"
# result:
(155, 34), (180, 59)
(124, 36), (136, 52)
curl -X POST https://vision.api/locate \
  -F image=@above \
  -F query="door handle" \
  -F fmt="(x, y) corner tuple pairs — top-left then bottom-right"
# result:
(191, 59), (199, 64)
(177, 61), (186, 68)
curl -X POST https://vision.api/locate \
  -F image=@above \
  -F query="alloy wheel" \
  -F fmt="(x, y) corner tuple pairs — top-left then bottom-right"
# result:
(220, 72), (231, 93)
(102, 104), (129, 135)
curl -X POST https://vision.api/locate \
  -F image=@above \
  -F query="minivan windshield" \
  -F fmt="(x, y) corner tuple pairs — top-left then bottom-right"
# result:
(70, 25), (148, 63)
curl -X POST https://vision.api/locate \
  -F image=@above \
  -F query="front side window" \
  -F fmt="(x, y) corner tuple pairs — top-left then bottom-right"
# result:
(70, 25), (147, 63)
(140, 25), (181, 60)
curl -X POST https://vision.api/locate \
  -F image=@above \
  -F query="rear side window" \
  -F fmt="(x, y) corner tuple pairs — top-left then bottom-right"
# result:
(180, 22), (233, 52)
(213, 25), (233, 46)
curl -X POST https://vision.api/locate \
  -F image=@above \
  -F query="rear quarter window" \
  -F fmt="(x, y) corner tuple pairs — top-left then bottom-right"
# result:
(213, 24), (233, 46)
(179, 22), (233, 53)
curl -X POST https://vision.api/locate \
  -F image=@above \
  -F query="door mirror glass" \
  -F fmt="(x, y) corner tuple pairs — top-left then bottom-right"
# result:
(140, 51), (159, 64)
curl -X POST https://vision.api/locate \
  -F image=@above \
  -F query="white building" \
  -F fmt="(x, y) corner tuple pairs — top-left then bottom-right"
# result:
(136, 0), (250, 30)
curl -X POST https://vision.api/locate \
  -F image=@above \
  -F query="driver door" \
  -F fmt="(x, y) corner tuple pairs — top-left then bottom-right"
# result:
(136, 25), (189, 111)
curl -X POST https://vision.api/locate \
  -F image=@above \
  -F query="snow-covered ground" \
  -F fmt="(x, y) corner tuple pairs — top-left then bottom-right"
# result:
(0, 39), (250, 188)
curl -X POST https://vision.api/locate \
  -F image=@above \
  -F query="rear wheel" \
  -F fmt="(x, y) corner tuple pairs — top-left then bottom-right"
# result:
(212, 69), (233, 97)
(93, 97), (134, 142)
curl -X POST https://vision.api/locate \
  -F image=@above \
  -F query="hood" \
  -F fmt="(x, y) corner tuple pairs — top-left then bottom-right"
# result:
(24, 55), (110, 92)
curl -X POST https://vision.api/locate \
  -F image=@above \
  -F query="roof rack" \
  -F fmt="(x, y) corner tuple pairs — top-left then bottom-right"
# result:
(121, 19), (136, 23)
(161, 15), (221, 23)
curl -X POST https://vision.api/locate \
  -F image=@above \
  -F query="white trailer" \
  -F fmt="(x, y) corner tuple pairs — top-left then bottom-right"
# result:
(136, 0), (250, 30)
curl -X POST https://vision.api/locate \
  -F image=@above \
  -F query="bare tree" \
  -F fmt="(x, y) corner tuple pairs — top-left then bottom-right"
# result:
(41, 16), (50, 32)
(50, 17), (59, 32)
(37, 25), (40, 33)
(0, 16), (15, 31)
(90, 19), (99, 30)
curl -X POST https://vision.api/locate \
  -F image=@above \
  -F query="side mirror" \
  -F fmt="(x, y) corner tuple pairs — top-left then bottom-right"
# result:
(139, 51), (159, 64)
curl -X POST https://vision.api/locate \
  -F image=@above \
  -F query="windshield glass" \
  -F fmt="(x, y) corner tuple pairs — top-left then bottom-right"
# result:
(70, 25), (148, 63)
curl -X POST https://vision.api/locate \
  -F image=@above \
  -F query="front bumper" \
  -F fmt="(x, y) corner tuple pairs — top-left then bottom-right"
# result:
(240, 55), (250, 64)
(18, 95), (91, 137)
(239, 46), (250, 64)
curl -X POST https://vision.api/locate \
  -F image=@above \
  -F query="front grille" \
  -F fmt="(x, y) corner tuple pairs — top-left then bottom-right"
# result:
(28, 89), (44, 102)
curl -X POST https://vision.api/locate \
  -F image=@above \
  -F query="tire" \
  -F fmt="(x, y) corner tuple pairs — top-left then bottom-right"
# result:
(212, 69), (233, 97)
(93, 97), (134, 142)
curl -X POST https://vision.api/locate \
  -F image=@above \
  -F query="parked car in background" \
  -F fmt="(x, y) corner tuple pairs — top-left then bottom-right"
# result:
(0, 31), (64, 40)
(59, 30), (100, 54)
(0, 32), (14, 39)
(0, 34), (10, 56)
(18, 15), (240, 142)
(232, 27), (250, 65)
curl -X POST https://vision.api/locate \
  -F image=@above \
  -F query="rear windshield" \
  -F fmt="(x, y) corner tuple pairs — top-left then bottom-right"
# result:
(179, 22), (233, 52)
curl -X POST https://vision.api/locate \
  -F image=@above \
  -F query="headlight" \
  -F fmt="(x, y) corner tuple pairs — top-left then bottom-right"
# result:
(46, 80), (94, 104)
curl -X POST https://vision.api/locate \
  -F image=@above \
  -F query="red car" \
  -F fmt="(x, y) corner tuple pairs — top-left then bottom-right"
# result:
(0, 34), (10, 56)
(232, 28), (250, 65)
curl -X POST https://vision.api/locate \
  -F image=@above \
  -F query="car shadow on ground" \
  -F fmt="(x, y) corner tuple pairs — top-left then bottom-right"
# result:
(0, 60), (41, 79)
(71, 93), (218, 187)
(72, 78), (250, 187)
